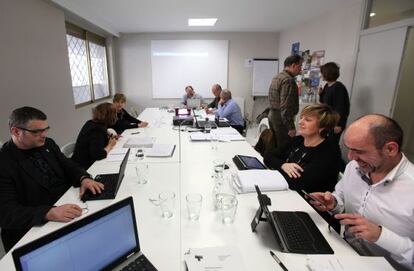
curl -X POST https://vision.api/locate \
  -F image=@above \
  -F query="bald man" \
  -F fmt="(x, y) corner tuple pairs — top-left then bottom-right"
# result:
(310, 114), (414, 270)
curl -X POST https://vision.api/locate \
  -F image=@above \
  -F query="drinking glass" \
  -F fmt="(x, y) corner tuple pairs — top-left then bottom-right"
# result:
(159, 191), (175, 218)
(204, 123), (212, 133)
(186, 193), (202, 221)
(135, 163), (149, 184)
(217, 194), (238, 224)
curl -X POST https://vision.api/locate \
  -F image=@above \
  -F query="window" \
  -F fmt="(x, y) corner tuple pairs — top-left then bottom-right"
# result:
(365, 0), (414, 29)
(66, 23), (110, 106)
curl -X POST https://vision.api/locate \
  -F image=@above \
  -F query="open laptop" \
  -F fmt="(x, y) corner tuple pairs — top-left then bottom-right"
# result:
(251, 185), (334, 254)
(81, 148), (130, 201)
(186, 98), (201, 109)
(12, 196), (158, 271)
(192, 109), (217, 130)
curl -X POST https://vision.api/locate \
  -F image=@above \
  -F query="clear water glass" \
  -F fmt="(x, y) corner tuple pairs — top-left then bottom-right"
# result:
(135, 163), (149, 184)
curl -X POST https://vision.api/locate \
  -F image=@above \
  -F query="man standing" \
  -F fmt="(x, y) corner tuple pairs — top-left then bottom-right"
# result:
(310, 114), (414, 270)
(0, 107), (104, 251)
(205, 84), (222, 113)
(268, 55), (303, 149)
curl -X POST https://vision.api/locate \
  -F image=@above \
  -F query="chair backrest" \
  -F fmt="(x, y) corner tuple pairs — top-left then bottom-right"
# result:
(60, 142), (76, 158)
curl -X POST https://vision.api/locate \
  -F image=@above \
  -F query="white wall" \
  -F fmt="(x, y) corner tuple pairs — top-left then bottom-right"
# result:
(277, 0), (364, 96)
(0, 0), (111, 145)
(113, 32), (279, 121)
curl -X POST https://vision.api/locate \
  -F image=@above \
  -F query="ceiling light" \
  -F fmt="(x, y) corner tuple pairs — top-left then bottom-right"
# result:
(370, 12), (376, 17)
(188, 18), (217, 27)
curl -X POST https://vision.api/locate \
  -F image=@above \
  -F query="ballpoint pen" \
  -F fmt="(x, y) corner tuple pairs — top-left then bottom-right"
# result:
(270, 251), (288, 271)
(131, 131), (140, 135)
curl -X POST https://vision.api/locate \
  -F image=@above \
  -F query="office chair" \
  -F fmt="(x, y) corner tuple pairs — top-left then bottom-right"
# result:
(60, 142), (76, 158)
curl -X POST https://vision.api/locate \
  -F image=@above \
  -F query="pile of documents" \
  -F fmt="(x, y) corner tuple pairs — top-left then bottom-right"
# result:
(123, 137), (155, 148)
(232, 169), (288, 193)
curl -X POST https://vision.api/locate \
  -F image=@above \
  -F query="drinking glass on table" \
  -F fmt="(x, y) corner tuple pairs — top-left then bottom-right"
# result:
(204, 122), (212, 133)
(135, 163), (149, 184)
(186, 193), (203, 221)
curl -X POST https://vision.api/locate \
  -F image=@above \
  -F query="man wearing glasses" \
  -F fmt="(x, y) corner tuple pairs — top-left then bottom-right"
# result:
(310, 114), (414, 270)
(0, 106), (104, 252)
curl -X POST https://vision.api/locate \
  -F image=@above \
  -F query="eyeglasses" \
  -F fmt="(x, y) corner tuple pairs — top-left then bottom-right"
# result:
(16, 126), (50, 135)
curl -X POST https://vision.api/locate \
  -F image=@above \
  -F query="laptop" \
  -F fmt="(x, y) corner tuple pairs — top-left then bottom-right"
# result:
(81, 148), (130, 201)
(186, 98), (201, 109)
(192, 109), (217, 130)
(215, 117), (231, 127)
(251, 185), (334, 254)
(12, 197), (158, 271)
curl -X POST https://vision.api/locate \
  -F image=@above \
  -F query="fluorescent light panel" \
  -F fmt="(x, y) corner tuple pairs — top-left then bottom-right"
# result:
(188, 18), (217, 26)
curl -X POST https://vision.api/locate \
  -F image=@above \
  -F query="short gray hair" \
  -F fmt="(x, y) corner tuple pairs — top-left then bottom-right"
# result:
(221, 89), (232, 99)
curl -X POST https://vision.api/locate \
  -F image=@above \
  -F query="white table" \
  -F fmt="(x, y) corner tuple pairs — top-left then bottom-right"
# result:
(0, 108), (392, 270)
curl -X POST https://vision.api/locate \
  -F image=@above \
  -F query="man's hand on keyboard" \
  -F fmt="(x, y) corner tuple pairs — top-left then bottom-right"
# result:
(334, 213), (382, 242)
(80, 178), (104, 198)
(309, 192), (336, 212)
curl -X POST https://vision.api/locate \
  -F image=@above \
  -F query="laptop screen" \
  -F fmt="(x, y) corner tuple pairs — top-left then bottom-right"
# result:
(13, 197), (139, 271)
(187, 98), (200, 108)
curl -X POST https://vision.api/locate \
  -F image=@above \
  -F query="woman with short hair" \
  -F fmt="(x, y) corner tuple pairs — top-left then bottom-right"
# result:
(72, 102), (118, 169)
(264, 104), (343, 193)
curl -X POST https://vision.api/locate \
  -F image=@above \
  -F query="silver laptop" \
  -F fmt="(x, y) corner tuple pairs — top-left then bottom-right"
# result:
(187, 98), (201, 108)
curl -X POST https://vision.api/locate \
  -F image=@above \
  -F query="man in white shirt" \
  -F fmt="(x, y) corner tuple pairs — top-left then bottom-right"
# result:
(310, 114), (414, 270)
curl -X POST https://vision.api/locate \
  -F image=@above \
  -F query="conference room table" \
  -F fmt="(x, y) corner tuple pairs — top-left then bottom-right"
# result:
(0, 108), (393, 270)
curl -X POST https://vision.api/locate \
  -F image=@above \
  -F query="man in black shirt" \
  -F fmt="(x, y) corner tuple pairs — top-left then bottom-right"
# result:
(205, 84), (222, 114)
(0, 107), (104, 251)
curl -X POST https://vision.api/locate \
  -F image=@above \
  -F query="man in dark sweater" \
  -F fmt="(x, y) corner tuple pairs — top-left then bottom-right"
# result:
(205, 83), (222, 113)
(268, 55), (303, 149)
(0, 107), (103, 251)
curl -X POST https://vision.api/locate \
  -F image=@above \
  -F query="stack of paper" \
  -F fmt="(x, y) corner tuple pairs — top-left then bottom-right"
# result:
(146, 144), (176, 157)
(184, 246), (245, 271)
(106, 148), (133, 162)
(123, 137), (155, 148)
(232, 169), (288, 194)
(189, 130), (245, 142)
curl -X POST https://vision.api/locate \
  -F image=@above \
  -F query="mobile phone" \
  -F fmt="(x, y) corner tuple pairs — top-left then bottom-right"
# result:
(136, 149), (144, 158)
(301, 190), (326, 206)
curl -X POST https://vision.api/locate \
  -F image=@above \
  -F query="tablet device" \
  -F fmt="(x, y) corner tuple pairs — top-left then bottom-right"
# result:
(233, 155), (267, 170)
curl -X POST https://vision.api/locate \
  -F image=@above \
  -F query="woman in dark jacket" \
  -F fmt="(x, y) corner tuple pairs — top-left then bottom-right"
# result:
(72, 103), (118, 169)
(110, 93), (148, 134)
(318, 62), (350, 145)
(264, 104), (343, 193)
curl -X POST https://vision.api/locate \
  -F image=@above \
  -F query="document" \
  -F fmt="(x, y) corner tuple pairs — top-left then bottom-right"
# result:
(286, 255), (395, 271)
(184, 246), (245, 271)
(105, 148), (133, 162)
(146, 144), (176, 157)
(123, 137), (155, 148)
(232, 169), (288, 193)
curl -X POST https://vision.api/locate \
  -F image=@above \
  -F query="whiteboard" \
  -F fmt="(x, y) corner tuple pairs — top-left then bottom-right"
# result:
(252, 59), (279, 96)
(151, 40), (228, 99)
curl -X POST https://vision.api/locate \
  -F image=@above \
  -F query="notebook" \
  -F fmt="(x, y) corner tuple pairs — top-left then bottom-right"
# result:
(81, 148), (130, 202)
(251, 185), (334, 254)
(232, 170), (288, 193)
(12, 197), (157, 271)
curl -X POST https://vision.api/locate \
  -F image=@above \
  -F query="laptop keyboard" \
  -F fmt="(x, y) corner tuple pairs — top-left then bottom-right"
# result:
(272, 211), (333, 254)
(120, 255), (157, 271)
(95, 174), (118, 191)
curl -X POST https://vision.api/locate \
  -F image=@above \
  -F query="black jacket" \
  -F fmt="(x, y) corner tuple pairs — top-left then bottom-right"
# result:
(72, 120), (109, 170)
(0, 138), (88, 250)
(263, 136), (342, 193)
(110, 108), (142, 134)
(319, 81), (350, 130)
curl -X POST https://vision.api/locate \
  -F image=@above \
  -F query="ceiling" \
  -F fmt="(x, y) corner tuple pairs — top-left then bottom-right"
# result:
(50, 0), (347, 37)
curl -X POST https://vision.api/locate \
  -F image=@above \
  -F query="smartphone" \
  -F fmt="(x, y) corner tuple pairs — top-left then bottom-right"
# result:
(136, 149), (144, 158)
(301, 190), (326, 206)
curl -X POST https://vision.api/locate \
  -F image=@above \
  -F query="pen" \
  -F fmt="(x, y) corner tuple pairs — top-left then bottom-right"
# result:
(270, 251), (288, 271)
(131, 132), (140, 135)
